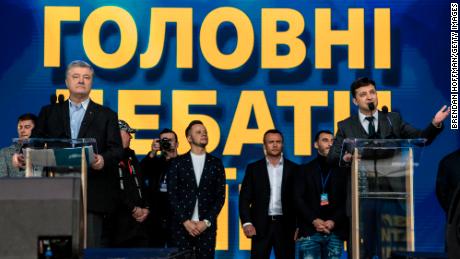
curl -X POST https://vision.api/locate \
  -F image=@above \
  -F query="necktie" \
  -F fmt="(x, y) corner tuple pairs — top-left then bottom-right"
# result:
(365, 116), (376, 137)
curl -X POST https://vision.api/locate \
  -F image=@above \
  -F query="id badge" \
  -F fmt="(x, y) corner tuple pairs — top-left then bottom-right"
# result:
(320, 193), (329, 206)
(159, 181), (167, 192)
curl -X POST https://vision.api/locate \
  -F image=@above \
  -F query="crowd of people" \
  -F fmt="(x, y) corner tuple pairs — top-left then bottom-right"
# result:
(0, 60), (456, 259)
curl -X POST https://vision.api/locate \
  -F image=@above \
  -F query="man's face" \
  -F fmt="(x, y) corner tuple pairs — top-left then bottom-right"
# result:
(66, 66), (93, 98)
(353, 84), (378, 113)
(264, 133), (283, 157)
(120, 130), (132, 149)
(314, 132), (334, 157)
(187, 124), (208, 148)
(159, 132), (178, 151)
(17, 119), (34, 139)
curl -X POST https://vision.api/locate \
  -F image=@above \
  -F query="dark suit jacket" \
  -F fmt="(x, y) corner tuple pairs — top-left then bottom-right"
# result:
(239, 157), (298, 237)
(295, 157), (348, 240)
(436, 149), (460, 213)
(328, 111), (443, 165)
(33, 100), (123, 213)
(167, 151), (226, 232)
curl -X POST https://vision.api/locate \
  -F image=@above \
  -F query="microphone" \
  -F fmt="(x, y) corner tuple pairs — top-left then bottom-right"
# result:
(368, 102), (375, 111)
(382, 105), (395, 138)
(58, 94), (65, 104)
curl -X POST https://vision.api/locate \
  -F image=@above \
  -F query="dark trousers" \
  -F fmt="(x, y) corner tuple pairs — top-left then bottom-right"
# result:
(172, 227), (216, 259)
(87, 212), (110, 248)
(250, 217), (295, 259)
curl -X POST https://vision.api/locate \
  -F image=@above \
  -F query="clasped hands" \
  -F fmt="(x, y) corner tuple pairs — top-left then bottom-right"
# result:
(132, 206), (149, 222)
(183, 220), (208, 237)
(312, 219), (335, 234)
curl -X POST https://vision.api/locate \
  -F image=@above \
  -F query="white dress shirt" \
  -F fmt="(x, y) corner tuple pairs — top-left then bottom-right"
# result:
(190, 152), (206, 221)
(69, 98), (90, 139)
(267, 156), (283, 216)
(358, 109), (379, 134)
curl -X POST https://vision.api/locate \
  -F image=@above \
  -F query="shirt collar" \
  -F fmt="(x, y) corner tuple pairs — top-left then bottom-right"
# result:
(69, 98), (90, 110)
(358, 109), (378, 123)
(266, 156), (283, 167)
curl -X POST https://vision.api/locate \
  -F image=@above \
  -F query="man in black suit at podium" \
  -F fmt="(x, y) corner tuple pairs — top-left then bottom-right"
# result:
(328, 77), (450, 258)
(31, 60), (123, 247)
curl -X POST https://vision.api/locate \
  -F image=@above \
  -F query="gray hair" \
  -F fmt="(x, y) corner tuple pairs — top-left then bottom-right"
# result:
(65, 60), (94, 77)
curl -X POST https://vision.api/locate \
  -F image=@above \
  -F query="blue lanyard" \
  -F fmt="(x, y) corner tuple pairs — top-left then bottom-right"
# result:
(319, 166), (332, 193)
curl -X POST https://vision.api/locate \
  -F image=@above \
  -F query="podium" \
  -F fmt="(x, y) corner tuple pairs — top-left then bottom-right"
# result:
(0, 138), (97, 259)
(341, 138), (426, 259)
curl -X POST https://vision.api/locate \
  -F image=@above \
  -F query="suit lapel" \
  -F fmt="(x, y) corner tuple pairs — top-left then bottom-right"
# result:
(61, 100), (71, 138)
(351, 114), (369, 138)
(78, 100), (97, 138)
(186, 152), (199, 189)
(377, 111), (391, 138)
(281, 158), (288, 202)
(198, 153), (212, 189)
(258, 159), (271, 198)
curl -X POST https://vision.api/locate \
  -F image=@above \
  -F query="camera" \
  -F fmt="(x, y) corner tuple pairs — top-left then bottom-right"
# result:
(159, 138), (171, 151)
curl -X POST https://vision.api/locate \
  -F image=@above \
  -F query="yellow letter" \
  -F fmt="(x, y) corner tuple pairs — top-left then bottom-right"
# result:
(83, 6), (137, 69)
(261, 8), (306, 68)
(118, 90), (161, 155)
(172, 90), (220, 154)
(140, 8), (193, 68)
(223, 91), (275, 155)
(44, 6), (80, 67)
(277, 91), (328, 156)
(315, 8), (364, 69)
(375, 8), (391, 68)
(200, 7), (254, 69)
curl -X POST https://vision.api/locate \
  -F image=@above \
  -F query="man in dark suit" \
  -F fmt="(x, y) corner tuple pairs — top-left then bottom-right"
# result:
(295, 130), (347, 259)
(30, 60), (123, 247)
(167, 120), (226, 259)
(436, 148), (460, 214)
(239, 129), (298, 259)
(436, 148), (460, 251)
(328, 77), (449, 166)
(328, 77), (450, 258)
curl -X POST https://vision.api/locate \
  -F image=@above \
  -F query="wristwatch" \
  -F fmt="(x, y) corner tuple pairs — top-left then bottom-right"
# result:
(204, 219), (211, 228)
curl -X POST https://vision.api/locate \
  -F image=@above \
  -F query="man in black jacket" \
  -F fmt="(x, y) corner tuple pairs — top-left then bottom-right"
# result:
(295, 130), (347, 259)
(328, 77), (450, 258)
(239, 129), (298, 259)
(328, 77), (449, 166)
(30, 60), (123, 247)
(140, 128), (178, 247)
(167, 120), (225, 259)
(111, 120), (150, 247)
(436, 148), (460, 214)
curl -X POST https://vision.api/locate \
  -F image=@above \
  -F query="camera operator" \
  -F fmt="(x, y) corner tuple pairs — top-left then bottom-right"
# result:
(140, 128), (179, 247)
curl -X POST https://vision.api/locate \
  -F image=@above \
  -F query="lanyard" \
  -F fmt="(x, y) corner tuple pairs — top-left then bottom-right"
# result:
(319, 166), (332, 193)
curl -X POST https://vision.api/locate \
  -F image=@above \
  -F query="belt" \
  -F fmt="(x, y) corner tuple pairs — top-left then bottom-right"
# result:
(268, 215), (283, 221)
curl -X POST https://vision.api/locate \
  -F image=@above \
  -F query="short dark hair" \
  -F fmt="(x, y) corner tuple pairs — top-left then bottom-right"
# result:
(66, 60), (94, 77)
(263, 129), (284, 143)
(17, 113), (37, 124)
(350, 77), (376, 98)
(314, 130), (333, 142)
(159, 128), (178, 142)
(185, 120), (204, 137)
